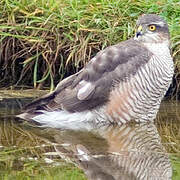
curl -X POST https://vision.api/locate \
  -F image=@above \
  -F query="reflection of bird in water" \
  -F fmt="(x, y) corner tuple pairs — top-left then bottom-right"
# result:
(52, 123), (171, 180)
(18, 14), (174, 126)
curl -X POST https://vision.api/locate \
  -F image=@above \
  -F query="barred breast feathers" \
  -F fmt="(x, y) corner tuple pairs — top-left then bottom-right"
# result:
(143, 41), (174, 79)
(106, 40), (174, 123)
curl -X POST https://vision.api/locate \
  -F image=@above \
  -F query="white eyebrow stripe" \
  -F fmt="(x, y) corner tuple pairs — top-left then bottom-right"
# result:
(151, 21), (165, 26)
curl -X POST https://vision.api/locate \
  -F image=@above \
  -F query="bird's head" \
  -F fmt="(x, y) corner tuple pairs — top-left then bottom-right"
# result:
(134, 14), (170, 44)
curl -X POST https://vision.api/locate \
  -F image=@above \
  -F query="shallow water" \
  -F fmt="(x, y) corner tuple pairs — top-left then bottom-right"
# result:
(0, 95), (180, 179)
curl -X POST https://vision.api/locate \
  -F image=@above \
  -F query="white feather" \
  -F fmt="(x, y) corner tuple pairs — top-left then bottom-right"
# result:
(77, 81), (95, 100)
(32, 110), (100, 130)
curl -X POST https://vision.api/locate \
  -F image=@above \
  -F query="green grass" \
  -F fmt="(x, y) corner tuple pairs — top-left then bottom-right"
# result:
(0, 152), (86, 180)
(0, 0), (179, 91)
(172, 155), (180, 180)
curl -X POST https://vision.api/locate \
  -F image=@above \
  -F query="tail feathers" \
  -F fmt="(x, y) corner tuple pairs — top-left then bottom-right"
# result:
(16, 110), (44, 125)
(23, 92), (56, 112)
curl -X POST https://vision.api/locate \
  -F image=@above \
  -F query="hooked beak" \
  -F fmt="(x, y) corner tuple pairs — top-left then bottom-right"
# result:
(136, 25), (143, 38)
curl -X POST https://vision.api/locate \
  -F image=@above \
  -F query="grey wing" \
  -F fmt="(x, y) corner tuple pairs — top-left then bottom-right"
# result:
(23, 39), (151, 113)
(49, 39), (151, 112)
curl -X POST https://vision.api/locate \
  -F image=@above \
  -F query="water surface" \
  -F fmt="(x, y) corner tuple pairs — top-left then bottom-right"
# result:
(0, 94), (179, 179)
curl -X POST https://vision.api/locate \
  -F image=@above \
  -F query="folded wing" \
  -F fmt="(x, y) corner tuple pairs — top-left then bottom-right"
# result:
(23, 39), (151, 113)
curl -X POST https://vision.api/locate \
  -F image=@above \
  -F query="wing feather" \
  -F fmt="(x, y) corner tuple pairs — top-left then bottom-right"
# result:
(23, 39), (152, 113)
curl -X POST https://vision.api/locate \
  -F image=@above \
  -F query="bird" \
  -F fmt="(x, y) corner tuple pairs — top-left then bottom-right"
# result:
(17, 14), (174, 127)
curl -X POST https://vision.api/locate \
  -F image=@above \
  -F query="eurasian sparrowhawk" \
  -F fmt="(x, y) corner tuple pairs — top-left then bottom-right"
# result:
(18, 14), (174, 127)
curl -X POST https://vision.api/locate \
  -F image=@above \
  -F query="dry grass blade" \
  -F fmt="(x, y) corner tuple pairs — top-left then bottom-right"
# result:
(0, 0), (179, 96)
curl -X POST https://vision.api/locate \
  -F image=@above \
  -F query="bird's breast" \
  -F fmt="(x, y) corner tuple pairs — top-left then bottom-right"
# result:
(105, 53), (174, 123)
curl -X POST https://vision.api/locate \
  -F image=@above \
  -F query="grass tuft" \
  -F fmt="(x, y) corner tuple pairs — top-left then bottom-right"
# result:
(0, 0), (179, 93)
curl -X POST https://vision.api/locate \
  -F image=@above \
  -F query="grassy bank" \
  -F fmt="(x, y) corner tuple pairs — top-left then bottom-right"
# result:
(0, 0), (179, 92)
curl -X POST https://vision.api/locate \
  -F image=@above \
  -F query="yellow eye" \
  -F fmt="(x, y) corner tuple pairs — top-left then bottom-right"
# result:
(149, 25), (156, 31)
